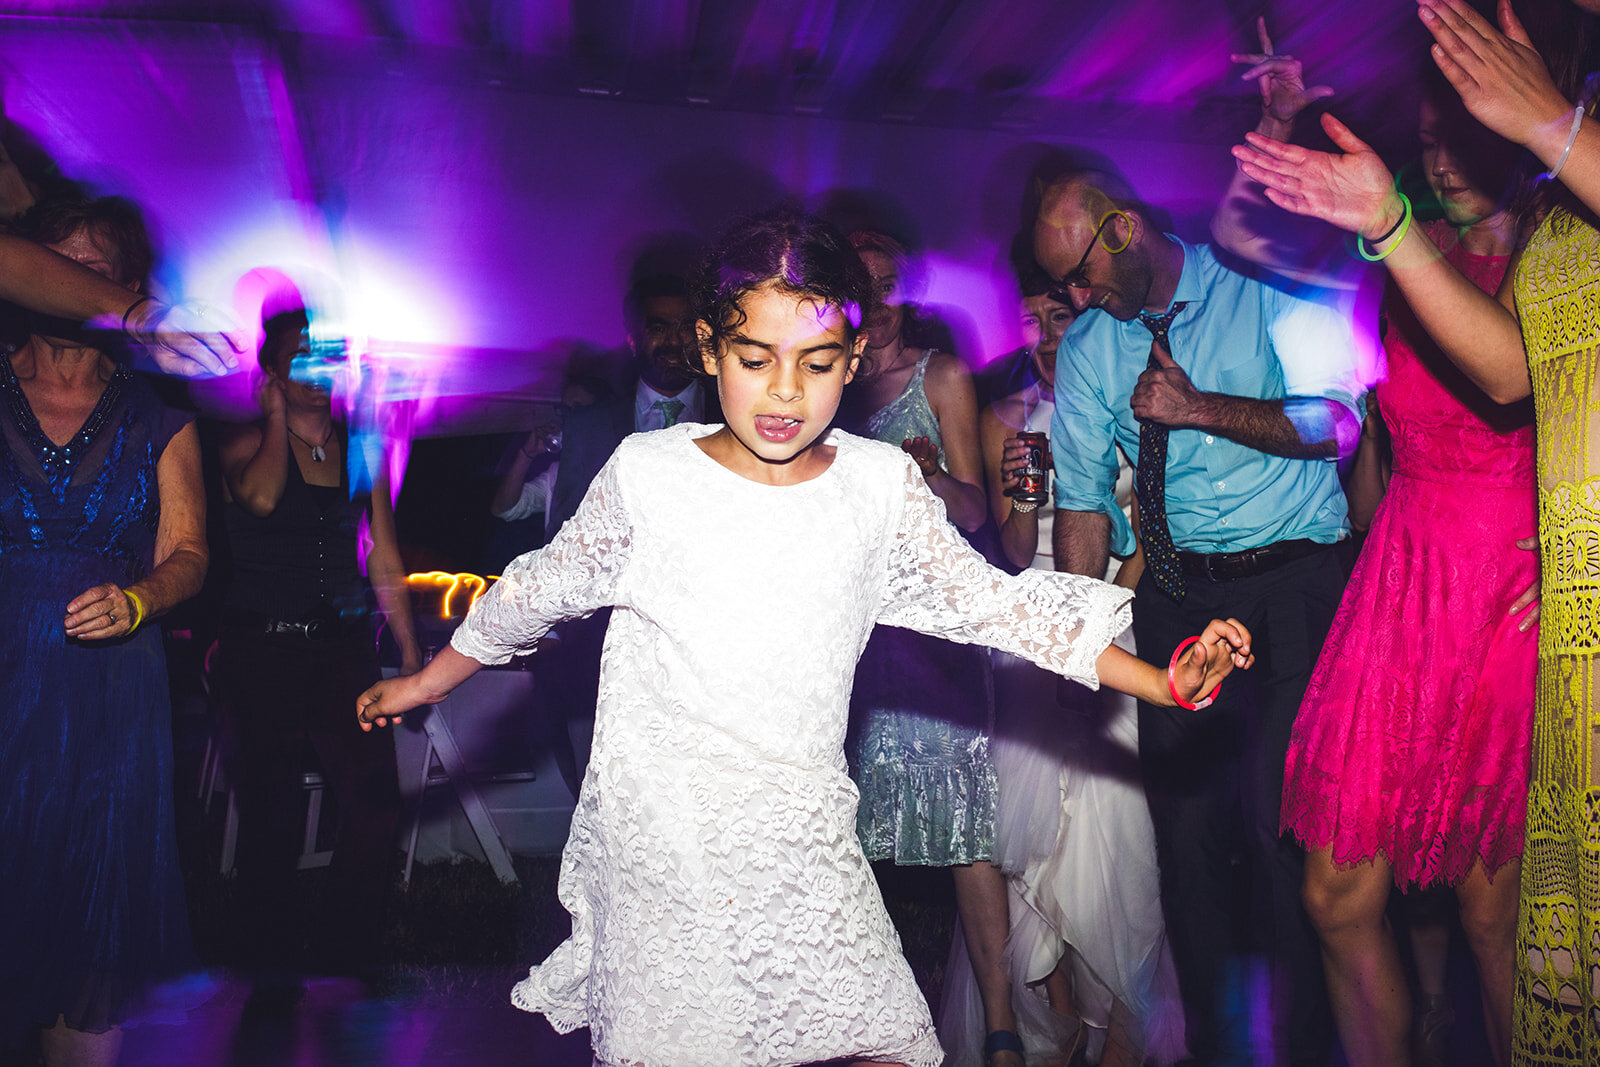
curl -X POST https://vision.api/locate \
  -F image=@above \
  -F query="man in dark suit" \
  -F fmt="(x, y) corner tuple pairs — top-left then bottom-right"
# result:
(493, 273), (709, 538)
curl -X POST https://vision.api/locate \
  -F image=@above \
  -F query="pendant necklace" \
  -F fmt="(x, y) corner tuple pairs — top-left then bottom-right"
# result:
(288, 424), (333, 462)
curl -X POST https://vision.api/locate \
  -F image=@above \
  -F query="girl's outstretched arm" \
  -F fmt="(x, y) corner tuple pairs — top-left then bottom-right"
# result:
(357, 645), (483, 731)
(1095, 618), (1255, 707)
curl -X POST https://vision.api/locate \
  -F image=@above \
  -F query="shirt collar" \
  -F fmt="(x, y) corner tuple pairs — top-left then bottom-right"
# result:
(1149, 233), (1206, 312)
(634, 378), (703, 426)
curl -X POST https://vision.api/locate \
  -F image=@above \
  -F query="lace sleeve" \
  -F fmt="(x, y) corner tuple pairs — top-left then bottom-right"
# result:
(451, 455), (632, 666)
(877, 457), (1132, 689)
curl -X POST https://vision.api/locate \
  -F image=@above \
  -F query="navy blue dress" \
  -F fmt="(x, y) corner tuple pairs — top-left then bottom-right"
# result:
(0, 355), (195, 1039)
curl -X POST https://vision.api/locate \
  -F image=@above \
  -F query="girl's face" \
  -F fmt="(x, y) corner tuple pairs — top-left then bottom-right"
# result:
(858, 248), (906, 349)
(698, 282), (864, 485)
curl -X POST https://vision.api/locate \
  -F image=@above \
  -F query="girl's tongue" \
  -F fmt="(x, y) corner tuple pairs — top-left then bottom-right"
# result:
(754, 414), (802, 442)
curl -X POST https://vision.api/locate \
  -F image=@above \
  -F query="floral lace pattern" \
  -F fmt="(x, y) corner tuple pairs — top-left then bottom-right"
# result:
(1514, 206), (1600, 1065)
(450, 425), (1130, 1067)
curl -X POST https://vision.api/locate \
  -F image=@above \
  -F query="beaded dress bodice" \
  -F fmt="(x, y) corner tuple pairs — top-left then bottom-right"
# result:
(0, 356), (166, 582)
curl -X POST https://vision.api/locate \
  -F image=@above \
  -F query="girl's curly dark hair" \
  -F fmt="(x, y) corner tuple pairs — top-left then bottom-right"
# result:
(689, 208), (877, 375)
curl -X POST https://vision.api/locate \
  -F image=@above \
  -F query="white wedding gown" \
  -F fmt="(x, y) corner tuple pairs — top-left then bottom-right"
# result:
(450, 424), (1133, 1067)
(939, 390), (1184, 1065)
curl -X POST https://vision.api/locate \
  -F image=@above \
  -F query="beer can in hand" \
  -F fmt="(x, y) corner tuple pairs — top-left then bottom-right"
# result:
(1008, 431), (1050, 505)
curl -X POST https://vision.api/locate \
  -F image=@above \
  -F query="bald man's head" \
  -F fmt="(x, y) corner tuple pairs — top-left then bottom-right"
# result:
(1032, 169), (1167, 322)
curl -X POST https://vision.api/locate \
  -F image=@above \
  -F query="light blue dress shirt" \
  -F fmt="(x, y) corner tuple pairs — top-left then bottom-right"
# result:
(1051, 236), (1366, 557)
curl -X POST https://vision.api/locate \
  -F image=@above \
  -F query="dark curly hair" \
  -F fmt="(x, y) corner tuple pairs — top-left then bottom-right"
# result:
(690, 208), (877, 375)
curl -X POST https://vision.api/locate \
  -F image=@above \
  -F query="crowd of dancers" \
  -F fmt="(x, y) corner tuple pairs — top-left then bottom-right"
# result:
(6, 1), (1600, 1065)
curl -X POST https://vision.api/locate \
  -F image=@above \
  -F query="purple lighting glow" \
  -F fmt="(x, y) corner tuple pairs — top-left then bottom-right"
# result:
(3, 0), (1411, 445)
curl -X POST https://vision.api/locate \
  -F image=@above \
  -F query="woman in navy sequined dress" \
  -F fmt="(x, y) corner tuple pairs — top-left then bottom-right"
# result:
(0, 199), (209, 1065)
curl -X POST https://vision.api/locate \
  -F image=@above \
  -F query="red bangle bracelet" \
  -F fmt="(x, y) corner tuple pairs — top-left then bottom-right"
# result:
(1168, 635), (1219, 710)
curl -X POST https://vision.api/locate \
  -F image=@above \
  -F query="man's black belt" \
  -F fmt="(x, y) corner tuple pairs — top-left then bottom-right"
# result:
(225, 609), (369, 642)
(1176, 538), (1335, 582)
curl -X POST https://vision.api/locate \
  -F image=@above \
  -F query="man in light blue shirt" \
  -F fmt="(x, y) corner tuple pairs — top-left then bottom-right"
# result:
(1037, 169), (1365, 1066)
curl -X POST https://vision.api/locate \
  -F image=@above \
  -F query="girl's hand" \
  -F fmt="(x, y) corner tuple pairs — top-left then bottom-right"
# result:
(65, 582), (135, 640)
(902, 436), (941, 479)
(1170, 618), (1254, 707)
(1233, 114), (1403, 239)
(1232, 17), (1334, 125)
(1418, 0), (1572, 154)
(1510, 534), (1542, 632)
(356, 675), (428, 731)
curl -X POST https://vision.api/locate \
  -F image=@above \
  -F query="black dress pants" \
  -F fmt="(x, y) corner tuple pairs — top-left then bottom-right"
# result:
(214, 628), (400, 975)
(1133, 548), (1345, 1066)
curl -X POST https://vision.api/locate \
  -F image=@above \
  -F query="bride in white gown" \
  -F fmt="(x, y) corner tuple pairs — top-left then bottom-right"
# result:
(354, 210), (1246, 1067)
(943, 281), (1185, 1066)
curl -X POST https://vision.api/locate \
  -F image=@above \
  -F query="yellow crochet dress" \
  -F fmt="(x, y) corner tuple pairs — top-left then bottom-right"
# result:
(1514, 205), (1600, 1064)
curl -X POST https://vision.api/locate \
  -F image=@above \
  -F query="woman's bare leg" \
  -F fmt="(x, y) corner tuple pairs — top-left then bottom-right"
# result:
(1043, 951), (1076, 1016)
(1454, 857), (1519, 1067)
(1098, 996), (1144, 1067)
(953, 861), (1020, 1064)
(1302, 848), (1409, 1067)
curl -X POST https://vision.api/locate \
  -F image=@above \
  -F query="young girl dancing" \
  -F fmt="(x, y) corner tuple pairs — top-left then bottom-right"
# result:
(354, 208), (1252, 1067)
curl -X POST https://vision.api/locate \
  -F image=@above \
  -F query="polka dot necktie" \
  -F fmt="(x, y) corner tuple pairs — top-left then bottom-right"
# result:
(652, 398), (685, 427)
(1136, 302), (1188, 601)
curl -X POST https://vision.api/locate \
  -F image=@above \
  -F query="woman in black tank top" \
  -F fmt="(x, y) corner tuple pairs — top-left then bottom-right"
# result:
(213, 307), (421, 986)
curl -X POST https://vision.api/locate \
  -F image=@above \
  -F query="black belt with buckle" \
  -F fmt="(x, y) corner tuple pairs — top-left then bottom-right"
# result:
(1176, 538), (1335, 582)
(227, 610), (367, 643)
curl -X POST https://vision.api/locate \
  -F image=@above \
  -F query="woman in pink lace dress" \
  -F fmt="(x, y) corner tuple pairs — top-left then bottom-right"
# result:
(1278, 87), (1537, 1066)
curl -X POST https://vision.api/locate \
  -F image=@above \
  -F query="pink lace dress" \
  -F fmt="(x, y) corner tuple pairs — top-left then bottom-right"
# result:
(1281, 225), (1536, 888)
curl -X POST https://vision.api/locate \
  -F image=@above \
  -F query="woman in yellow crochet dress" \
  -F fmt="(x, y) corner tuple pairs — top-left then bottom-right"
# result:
(1230, 0), (1600, 1061)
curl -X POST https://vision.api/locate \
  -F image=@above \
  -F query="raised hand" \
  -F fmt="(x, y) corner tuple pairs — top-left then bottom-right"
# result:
(1170, 618), (1255, 707)
(0, 140), (35, 222)
(522, 421), (561, 458)
(1418, 0), (1572, 152)
(1232, 16), (1334, 125)
(1131, 340), (1202, 427)
(257, 375), (287, 420)
(64, 582), (135, 641)
(115, 298), (244, 378)
(1233, 113), (1403, 238)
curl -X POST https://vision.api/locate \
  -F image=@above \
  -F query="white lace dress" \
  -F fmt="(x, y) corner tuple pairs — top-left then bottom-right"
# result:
(450, 424), (1133, 1067)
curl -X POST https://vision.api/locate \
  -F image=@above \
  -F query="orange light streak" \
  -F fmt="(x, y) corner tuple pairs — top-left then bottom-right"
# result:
(405, 571), (499, 618)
